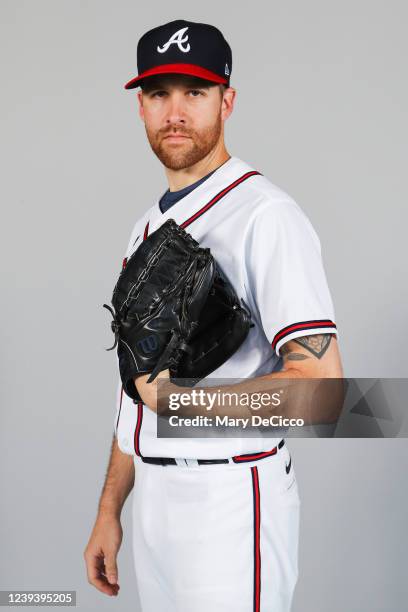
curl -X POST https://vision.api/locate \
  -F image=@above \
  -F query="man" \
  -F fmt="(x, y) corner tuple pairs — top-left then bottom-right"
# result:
(84, 19), (343, 612)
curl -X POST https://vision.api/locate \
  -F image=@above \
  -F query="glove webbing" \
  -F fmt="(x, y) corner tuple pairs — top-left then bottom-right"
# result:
(146, 256), (199, 384)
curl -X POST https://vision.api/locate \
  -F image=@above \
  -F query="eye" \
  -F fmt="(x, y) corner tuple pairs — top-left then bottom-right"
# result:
(151, 90), (167, 98)
(188, 89), (204, 97)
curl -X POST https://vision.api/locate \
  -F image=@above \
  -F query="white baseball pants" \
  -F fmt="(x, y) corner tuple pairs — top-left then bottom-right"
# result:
(131, 444), (300, 612)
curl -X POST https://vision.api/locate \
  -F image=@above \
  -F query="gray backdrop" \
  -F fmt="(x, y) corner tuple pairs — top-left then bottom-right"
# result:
(1, 1), (407, 610)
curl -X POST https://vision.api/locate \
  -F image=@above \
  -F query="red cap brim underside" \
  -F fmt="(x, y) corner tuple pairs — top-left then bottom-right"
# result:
(124, 63), (228, 89)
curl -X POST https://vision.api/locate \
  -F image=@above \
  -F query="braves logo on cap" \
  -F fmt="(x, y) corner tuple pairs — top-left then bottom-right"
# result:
(157, 27), (191, 54)
(124, 19), (232, 90)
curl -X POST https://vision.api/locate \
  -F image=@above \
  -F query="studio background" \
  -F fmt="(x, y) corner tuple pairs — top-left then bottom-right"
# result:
(1, 1), (407, 611)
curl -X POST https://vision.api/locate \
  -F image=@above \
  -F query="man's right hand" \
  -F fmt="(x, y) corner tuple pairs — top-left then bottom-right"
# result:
(83, 514), (122, 597)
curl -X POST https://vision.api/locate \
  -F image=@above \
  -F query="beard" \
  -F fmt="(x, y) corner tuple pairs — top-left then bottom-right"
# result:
(145, 115), (222, 170)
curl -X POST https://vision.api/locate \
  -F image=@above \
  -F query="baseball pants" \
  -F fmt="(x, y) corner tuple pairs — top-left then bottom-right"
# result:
(131, 444), (300, 612)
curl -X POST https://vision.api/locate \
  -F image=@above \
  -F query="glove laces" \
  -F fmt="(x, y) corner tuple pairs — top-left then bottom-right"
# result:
(102, 303), (121, 351)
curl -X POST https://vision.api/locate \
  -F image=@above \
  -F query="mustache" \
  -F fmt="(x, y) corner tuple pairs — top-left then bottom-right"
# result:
(160, 128), (192, 138)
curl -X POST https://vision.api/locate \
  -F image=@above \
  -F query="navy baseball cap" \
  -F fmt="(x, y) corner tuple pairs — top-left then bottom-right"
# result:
(124, 19), (232, 90)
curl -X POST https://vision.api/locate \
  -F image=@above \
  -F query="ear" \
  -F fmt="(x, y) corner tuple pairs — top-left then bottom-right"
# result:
(221, 87), (236, 122)
(137, 91), (145, 122)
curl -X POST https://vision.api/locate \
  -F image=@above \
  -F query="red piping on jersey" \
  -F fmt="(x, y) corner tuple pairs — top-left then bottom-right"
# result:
(133, 401), (144, 457)
(251, 466), (261, 612)
(272, 319), (337, 350)
(143, 221), (150, 241)
(181, 171), (261, 229)
(142, 170), (261, 240)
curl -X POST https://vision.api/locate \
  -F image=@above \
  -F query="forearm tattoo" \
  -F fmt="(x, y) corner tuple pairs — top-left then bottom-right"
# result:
(281, 334), (333, 360)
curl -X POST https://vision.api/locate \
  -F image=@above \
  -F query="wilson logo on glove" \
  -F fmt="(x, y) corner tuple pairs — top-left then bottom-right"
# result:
(103, 218), (252, 402)
(137, 335), (160, 355)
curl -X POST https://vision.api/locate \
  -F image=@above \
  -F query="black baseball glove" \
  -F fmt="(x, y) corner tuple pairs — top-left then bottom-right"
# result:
(103, 218), (252, 401)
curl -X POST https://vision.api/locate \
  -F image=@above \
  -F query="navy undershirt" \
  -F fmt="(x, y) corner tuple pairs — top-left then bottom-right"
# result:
(159, 168), (217, 214)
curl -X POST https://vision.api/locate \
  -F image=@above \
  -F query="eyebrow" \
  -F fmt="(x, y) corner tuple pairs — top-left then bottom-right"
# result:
(143, 82), (212, 93)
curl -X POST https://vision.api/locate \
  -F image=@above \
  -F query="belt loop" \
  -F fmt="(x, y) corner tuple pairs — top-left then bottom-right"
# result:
(175, 458), (187, 467)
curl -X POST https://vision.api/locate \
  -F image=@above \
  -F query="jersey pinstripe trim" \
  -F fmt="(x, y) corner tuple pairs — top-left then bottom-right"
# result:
(251, 466), (261, 612)
(143, 221), (150, 240)
(180, 171), (261, 229)
(272, 319), (337, 352)
(144, 172), (261, 239)
(133, 401), (144, 457)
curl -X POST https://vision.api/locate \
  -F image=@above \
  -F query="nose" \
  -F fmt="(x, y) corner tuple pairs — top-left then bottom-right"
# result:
(165, 92), (187, 126)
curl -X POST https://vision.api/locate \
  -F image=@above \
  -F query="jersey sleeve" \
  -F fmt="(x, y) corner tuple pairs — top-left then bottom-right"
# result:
(243, 199), (338, 356)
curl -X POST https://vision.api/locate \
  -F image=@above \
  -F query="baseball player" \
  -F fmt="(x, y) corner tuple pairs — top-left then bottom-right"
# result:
(84, 19), (343, 612)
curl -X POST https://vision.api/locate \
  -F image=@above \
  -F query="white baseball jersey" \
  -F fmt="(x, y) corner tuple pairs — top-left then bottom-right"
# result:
(113, 156), (338, 459)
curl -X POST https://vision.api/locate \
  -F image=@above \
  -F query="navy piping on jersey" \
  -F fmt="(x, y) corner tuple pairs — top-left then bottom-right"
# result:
(272, 319), (337, 351)
(251, 466), (261, 612)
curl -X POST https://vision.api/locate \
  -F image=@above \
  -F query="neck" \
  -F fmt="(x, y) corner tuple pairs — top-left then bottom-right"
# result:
(165, 142), (231, 192)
